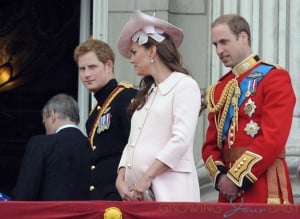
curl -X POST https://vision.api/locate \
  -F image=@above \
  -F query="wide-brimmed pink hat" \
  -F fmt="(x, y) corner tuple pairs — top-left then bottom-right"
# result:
(118, 10), (184, 59)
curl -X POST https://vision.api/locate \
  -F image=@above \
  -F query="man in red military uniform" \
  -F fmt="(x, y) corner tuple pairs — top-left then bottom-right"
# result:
(202, 14), (296, 204)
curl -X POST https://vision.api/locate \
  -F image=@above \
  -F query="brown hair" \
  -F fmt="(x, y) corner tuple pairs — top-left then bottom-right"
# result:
(127, 35), (190, 117)
(74, 38), (115, 70)
(212, 14), (251, 46)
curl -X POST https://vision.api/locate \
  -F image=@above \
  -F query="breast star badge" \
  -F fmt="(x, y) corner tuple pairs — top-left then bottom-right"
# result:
(244, 98), (256, 117)
(244, 120), (260, 137)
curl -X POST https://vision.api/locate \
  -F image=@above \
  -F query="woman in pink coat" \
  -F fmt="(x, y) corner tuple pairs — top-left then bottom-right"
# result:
(115, 10), (201, 202)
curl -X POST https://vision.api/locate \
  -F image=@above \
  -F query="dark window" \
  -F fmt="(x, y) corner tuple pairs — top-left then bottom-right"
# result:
(0, 0), (81, 196)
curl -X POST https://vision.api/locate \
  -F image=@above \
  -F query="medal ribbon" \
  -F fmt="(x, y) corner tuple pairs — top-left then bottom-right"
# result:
(88, 85), (125, 147)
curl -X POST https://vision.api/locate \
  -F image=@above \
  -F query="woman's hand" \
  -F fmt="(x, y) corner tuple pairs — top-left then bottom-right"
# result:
(134, 174), (153, 201)
(116, 167), (135, 201)
(134, 159), (169, 201)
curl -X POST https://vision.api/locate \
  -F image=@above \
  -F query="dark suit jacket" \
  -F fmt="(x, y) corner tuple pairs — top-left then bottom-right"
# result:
(86, 79), (137, 200)
(13, 127), (90, 201)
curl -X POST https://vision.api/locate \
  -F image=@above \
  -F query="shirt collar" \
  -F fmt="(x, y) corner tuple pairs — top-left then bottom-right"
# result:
(56, 124), (80, 133)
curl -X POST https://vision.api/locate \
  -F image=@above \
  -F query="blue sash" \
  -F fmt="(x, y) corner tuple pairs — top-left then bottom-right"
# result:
(222, 64), (274, 142)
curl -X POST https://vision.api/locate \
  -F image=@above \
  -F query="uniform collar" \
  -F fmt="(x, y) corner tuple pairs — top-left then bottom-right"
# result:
(156, 72), (187, 95)
(232, 54), (260, 76)
(94, 79), (118, 104)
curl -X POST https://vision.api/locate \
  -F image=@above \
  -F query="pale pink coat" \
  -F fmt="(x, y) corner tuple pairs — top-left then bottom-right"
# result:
(119, 72), (201, 202)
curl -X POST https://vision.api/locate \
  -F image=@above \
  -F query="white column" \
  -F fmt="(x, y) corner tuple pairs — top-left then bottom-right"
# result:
(77, 0), (91, 135)
(93, 0), (108, 42)
(288, 0), (300, 203)
(91, 0), (109, 108)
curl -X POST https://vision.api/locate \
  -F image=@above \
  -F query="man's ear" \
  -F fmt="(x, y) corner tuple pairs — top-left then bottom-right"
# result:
(105, 60), (114, 74)
(239, 31), (249, 44)
(49, 109), (56, 123)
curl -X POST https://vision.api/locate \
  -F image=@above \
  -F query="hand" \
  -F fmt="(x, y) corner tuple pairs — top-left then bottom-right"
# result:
(115, 168), (135, 201)
(115, 179), (135, 201)
(133, 174), (153, 201)
(218, 174), (243, 202)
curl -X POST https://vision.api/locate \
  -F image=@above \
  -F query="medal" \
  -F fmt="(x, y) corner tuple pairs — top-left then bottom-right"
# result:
(97, 113), (111, 134)
(246, 79), (258, 96)
(244, 120), (260, 137)
(244, 98), (256, 117)
(246, 72), (262, 96)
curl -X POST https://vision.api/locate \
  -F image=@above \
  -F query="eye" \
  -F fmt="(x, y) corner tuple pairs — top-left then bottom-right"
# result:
(220, 39), (229, 45)
(130, 49), (136, 55)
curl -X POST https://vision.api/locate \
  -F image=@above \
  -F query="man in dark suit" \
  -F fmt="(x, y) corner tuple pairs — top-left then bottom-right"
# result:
(74, 39), (137, 200)
(13, 93), (90, 201)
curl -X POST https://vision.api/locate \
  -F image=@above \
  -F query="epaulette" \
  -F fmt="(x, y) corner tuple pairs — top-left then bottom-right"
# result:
(261, 60), (282, 69)
(118, 81), (134, 88)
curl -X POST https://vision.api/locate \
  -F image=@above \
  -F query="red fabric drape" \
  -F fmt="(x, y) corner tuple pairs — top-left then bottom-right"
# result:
(0, 201), (299, 219)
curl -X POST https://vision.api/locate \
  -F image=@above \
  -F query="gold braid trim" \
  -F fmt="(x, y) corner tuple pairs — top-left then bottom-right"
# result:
(227, 150), (262, 187)
(205, 155), (221, 187)
(206, 78), (240, 148)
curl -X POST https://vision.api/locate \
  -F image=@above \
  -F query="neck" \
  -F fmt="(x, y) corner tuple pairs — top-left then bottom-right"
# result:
(151, 63), (172, 84)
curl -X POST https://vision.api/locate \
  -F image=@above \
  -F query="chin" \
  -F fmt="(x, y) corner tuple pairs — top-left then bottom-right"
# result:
(85, 84), (96, 92)
(223, 62), (232, 68)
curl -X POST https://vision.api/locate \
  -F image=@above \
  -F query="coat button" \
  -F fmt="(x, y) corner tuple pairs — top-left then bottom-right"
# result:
(89, 185), (95, 191)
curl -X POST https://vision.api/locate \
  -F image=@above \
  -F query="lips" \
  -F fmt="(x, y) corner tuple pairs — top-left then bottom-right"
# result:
(220, 55), (228, 62)
(84, 80), (94, 85)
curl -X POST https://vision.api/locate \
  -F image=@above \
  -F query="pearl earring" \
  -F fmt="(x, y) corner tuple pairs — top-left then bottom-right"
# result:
(150, 59), (154, 63)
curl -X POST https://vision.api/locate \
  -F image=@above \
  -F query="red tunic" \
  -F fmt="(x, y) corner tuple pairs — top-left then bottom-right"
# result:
(202, 59), (295, 204)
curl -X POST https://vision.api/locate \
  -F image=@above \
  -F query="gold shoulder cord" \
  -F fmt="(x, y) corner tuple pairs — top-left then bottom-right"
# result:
(206, 78), (240, 149)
